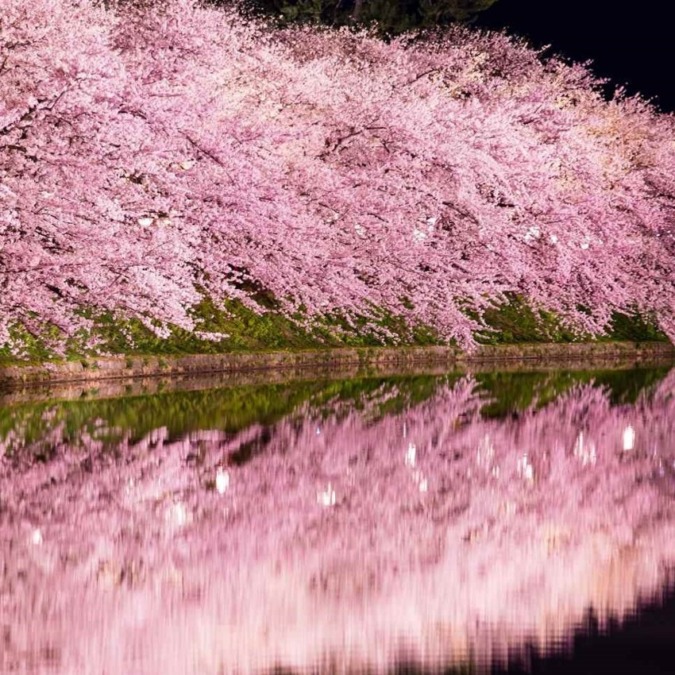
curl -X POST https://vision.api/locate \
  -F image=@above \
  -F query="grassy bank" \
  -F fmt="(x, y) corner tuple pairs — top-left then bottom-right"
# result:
(0, 295), (670, 370)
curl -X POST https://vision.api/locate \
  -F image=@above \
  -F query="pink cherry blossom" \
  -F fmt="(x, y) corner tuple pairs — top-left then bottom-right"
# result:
(1, 0), (674, 351)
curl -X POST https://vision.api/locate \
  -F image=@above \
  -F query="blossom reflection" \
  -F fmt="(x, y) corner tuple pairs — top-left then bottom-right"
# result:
(1, 370), (675, 674)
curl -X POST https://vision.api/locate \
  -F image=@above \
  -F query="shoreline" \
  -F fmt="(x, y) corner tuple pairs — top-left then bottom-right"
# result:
(1, 341), (673, 390)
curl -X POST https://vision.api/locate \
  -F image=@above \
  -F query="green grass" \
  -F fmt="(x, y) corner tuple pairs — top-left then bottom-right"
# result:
(472, 294), (669, 345)
(0, 292), (669, 366)
(474, 294), (581, 344)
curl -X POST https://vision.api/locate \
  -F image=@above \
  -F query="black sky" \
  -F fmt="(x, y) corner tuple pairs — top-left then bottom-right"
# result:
(476, 0), (675, 113)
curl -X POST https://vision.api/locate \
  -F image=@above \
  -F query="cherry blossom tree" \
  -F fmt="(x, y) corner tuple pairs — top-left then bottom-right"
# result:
(1, 0), (674, 353)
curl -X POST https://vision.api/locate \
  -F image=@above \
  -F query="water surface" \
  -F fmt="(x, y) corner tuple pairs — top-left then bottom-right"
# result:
(1, 365), (674, 674)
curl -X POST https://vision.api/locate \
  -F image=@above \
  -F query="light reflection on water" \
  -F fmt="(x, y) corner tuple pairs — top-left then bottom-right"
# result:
(1, 367), (675, 673)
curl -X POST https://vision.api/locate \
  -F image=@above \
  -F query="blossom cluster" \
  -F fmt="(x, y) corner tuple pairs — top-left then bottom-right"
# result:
(2, 0), (674, 349)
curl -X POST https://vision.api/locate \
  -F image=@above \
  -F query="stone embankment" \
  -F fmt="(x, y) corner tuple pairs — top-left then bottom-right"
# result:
(1, 342), (674, 389)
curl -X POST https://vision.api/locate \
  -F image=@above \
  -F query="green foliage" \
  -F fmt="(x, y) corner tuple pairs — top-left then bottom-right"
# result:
(0, 291), (669, 367)
(0, 381), (325, 455)
(307, 372), (461, 418)
(70, 300), (326, 356)
(2, 367), (671, 462)
(475, 370), (576, 418)
(1, 298), (443, 363)
(312, 305), (443, 347)
(0, 374), (458, 459)
(190, 297), (319, 350)
(472, 294), (667, 346)
(473, 294), (581, 344)
(593, 366), (673, 405)
(474, 365), (673, 418)
(607, 309), (669, 343)
(0, 323), (56, 365)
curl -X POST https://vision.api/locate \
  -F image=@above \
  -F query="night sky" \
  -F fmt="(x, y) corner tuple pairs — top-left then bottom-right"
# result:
(476, 0), (675, 113)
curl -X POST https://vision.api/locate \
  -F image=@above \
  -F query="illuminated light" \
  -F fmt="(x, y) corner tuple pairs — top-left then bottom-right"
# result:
(413, 228), (427, 242)
(216, 469), (230, 494)
(524, 226), (540, 243)
(405, 442), (416, 468)
(411, 469), (427, 492)
(623, 425), (636, 452)
(517, 454), (534, 482)
(166, 502), (188, 527)
(315, 427), (321, 435)
(137, 217), (154, 227)
(550, 234), (558, 244)
(179, 160), (195, 170)
(31, 528), (43, 546)
(317, 484), (336, 507)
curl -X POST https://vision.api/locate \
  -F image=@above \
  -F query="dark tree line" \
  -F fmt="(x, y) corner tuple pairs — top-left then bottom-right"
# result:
(237, 0), (501, 34)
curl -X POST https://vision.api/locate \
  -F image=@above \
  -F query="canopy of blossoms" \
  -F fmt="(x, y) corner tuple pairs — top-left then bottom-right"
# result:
(1, 0), (674, 350)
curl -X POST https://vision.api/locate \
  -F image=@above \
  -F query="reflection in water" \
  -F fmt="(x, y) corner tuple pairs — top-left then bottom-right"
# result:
(1, 369), (675, 673)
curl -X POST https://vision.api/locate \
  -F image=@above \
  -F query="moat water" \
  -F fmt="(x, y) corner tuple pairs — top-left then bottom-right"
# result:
(1, 364), (675, 674)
